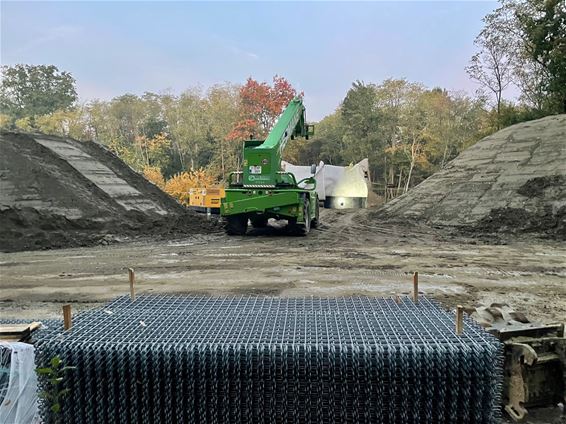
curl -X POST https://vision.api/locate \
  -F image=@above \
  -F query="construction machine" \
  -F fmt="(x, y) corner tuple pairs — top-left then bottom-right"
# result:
(221, 97), (318, 235)
(188, 187), (225, 214)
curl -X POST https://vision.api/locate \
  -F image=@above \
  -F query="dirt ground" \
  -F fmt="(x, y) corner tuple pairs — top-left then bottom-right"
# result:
(1, 208), (565, 423)
(1, 209), (564, 325)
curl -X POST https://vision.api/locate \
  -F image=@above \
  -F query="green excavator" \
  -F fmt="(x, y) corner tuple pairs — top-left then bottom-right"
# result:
(220, 97), (319, 235)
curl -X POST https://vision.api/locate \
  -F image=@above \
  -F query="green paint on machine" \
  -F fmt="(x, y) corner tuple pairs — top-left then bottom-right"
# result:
(221, 97), (318, 236)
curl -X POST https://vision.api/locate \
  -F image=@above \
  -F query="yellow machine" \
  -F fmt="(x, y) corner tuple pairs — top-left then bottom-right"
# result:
(188, 187), (225, 213)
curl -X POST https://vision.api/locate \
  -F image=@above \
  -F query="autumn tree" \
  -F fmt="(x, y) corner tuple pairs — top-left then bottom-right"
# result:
(33, 108), (90, 140)
(143, 166), (166, 189)
(134, 133), (172, 169)
(227, 75), (298, 141)
(164, 169), (216, 205)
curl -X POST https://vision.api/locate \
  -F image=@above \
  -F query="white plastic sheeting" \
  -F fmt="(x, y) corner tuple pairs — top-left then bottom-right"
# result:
(281, 159), (370, 201)
(281, 160), (325, 199)
(0, 342), (39, 424)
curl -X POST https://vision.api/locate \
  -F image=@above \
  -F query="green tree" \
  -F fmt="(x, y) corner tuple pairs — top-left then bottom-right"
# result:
(374, 79), (424, 185)
(164, 88), (210, 171)
(0, 64), (77, 122)
(305, 79), (490, 196)
(516, 0), (566, 112)
(287, 110), (345, 166)
(473, 0), (566, 114)
(34, 108), (90, 140)
(205, 84), (240, 178)
(340, 81), (384, 175)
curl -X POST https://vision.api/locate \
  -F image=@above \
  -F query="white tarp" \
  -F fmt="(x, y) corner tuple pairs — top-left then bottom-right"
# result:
(281, 159), (370, 201)
(281, 161), (325, 199)
(0, 342), (39, 424)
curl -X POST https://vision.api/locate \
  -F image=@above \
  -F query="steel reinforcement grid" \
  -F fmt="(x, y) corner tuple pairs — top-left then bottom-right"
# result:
(35, 295), (503, 424)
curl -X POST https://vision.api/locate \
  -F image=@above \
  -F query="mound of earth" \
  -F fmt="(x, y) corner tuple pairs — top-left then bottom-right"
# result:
(375, 115), (566, 239)
(0, 131), (217, 252)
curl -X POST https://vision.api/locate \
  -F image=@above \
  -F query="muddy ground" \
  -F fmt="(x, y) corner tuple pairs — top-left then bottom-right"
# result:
(1, 209), (564, 324)
(1, 208), (565, 423)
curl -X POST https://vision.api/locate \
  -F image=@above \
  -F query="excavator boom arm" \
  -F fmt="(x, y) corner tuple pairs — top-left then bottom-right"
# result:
(241, 97), (311, 188)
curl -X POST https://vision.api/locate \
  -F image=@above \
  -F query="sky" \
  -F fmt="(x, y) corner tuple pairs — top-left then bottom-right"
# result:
(1, 1), (497, 121)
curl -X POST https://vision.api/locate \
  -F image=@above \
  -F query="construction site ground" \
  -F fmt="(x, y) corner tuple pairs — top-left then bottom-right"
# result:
(2, 209), (564, 326)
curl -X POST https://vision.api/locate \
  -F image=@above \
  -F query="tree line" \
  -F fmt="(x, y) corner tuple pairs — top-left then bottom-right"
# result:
(289, 80), (493, 193)
(1, 0), (563, 199)
(466, 0), (565, 123)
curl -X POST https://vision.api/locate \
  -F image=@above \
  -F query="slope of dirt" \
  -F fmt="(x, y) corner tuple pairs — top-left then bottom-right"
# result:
(376, 115), (566, 239)
(0, 131), (216, 252)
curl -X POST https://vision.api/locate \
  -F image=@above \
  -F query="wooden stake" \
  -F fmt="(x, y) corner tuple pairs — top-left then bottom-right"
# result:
(412, 272), (419, 303)
(128, 268), (136, 301)
(395, 294), (401, 304)
(63, 304), (72, 330)
(456, 305), (464, 335)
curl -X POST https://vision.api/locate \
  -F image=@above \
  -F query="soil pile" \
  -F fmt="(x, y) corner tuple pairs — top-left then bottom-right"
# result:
(0, 131), (217, 252)
(375, 115), (566, 239)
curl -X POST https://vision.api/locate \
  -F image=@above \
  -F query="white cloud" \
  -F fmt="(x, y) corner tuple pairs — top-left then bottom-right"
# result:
(230, 45), (259, 60)
(17, 25), (82, 53)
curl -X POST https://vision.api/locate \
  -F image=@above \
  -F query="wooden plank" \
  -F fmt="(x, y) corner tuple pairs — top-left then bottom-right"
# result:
(0, 324), (32, 334)
(456, 305), (464, 335)
(63, 304), (72, 330)
(128, 268), (136, 301)
(413, 272), (419, 303)
(0, 321), (42, 341)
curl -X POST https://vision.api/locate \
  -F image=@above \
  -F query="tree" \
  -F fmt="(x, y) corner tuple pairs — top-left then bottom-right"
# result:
(466, 24), (514, 129)
(227, 75), (297, 141)
(340, 81), (383, 173)
(472, 0), (566, 114)
(0, 114), (10, 128)
(163, 88), (210, 171)
(164, 169), (216, 205)
(143, 166), (166, 189)
(516, 0), (566, 112)
(286, 111), (345, 166)
(0, 64), (77, 122)
(32, 107), (90, 140)
(374, 79), (423, 185)
(204, 84), (240, 177)
(134, 133), (172, 169)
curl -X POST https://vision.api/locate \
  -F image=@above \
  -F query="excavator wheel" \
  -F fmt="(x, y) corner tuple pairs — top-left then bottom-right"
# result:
(311, 198), (320, 229)
(250, 216), (269, 228)
(289, 197), (311, 236)
(225, 215), (248, 235)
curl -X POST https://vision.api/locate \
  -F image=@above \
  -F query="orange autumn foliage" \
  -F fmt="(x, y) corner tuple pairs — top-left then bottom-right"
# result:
(163, 169), (216, 206)
(143, 166), (166, 189)
(227, 76), (299, 141)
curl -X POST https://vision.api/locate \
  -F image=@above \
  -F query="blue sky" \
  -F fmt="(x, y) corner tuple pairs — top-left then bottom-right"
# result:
(1, 1), (496, 120)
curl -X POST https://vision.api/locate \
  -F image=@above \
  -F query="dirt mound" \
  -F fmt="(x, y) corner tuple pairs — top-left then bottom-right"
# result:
(0, 131), (217, 252)
(375, 115), (566, 239)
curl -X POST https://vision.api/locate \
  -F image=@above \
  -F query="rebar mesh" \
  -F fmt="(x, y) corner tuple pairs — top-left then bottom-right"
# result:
(35, 295), (503, 423)
(0, 345), (11, 405)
